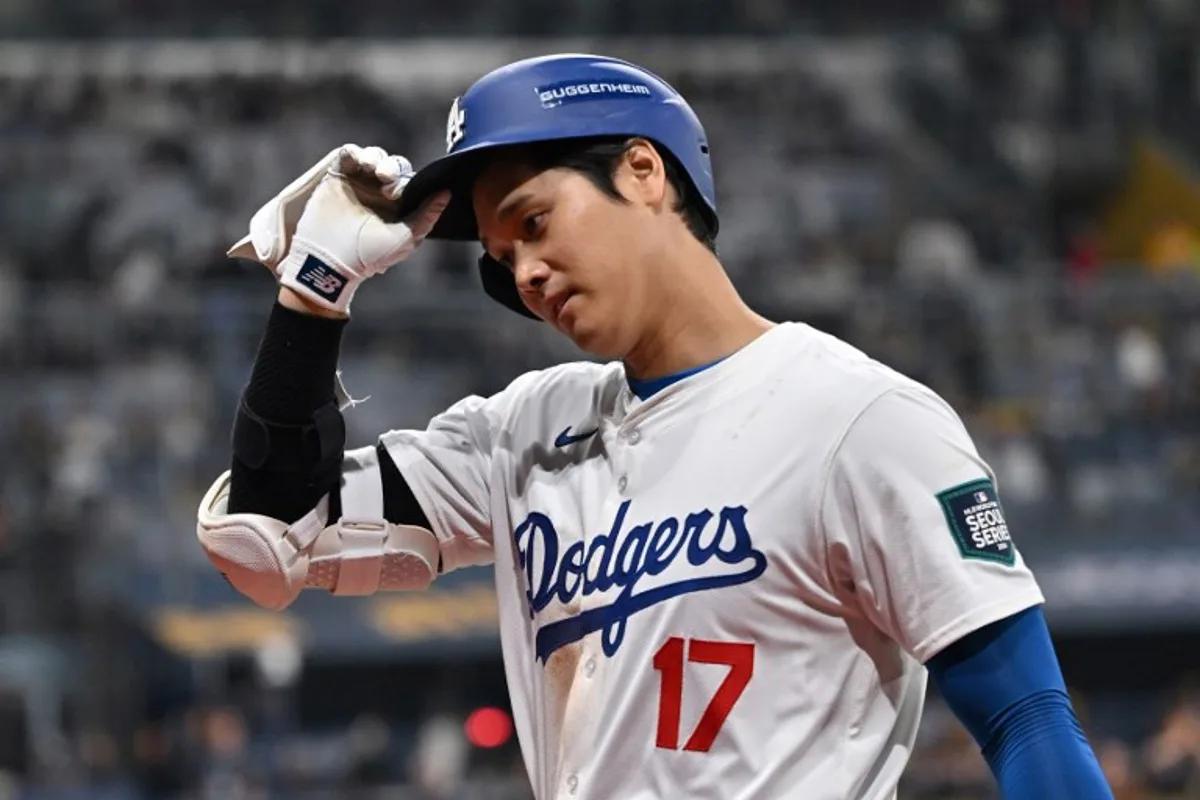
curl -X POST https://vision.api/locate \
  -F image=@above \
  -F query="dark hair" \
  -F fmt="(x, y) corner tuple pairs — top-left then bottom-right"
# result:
(515, 137), (718, 253)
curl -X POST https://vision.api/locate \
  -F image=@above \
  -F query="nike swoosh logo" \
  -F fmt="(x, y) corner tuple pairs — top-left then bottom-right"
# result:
(554, 426), (599, 448)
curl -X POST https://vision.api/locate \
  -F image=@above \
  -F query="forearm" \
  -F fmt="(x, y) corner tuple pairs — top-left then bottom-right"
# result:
(202, 309), (442, 606)
(227, 299), (349, 521)
(200, 144), (449, 607)
(227, 288), (436, 528)
(984, 690), (1111, 799)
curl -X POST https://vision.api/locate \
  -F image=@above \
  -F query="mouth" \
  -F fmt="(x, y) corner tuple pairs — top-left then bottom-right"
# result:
(546, 291), (575, 325)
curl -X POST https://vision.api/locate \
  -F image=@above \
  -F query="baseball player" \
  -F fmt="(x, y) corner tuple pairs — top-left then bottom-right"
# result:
(198, 55), (1113, 798)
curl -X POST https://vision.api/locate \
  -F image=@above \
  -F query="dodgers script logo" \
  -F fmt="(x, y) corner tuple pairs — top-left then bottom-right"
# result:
(514, 500), (767, 662)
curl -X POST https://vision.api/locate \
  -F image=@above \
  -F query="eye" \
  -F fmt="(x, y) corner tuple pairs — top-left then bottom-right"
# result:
(522, 211), (546, 238)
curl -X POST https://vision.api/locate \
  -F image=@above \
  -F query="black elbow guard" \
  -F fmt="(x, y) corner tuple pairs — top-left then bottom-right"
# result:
(233, 397), (346, 495)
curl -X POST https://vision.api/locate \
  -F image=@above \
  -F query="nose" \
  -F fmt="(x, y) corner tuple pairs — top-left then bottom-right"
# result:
(512, 245), (550, 293)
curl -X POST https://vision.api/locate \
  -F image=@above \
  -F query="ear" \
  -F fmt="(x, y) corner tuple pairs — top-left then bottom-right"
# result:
(618, 139), (667, 209)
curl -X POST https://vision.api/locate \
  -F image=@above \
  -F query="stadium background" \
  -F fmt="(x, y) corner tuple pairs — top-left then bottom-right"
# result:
(2, 0), (1200, 797)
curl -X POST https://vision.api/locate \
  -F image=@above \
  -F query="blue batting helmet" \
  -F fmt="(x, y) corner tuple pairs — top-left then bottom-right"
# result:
(394, 53), (717, 319)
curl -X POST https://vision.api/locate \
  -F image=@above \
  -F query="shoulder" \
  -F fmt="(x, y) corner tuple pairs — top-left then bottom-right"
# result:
(495, 359), (623, 414)
(784, 323), (921, 395)
(772, 323), (950, 432)
(758, 325), (974, 489)
(798, 330), (981, 495)
(386, 359), (621, 462)
(444, 359), (622, 441)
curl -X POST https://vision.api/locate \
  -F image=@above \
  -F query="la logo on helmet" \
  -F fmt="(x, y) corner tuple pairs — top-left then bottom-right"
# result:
(446, 97), (466, 152)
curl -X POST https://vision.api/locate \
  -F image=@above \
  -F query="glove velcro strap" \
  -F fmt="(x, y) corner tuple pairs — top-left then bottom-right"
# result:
(234, 398), (345, 477)
(286, 253), (354, 308)
(331, 519), (389, 595)
(279, 238), (362, 314)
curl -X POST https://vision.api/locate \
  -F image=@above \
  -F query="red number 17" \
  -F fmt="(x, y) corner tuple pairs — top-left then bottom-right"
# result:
(652, 637), (755, 753)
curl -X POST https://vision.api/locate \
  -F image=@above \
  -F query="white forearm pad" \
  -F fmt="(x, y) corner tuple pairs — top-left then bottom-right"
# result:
(306, 518), (440, 596)
(308, 444), (440, 595)
(196, 467), (439, 611)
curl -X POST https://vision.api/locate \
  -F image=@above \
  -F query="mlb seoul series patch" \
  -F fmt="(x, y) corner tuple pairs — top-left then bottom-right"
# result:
(935, 479), (1016, 566)
(295, 256), (347, 303)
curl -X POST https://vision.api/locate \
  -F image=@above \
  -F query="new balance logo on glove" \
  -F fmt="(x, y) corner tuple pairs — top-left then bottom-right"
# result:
(295, 256), (347, 302)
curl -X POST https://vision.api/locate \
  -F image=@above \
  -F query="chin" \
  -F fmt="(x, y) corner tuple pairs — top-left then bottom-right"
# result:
(562, 314), (623, 358)
(557, 296), (634, 359)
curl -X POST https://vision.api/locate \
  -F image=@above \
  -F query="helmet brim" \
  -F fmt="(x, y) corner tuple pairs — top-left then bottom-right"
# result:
(395, 149), (487, 241)
(398, 147), (541, 320)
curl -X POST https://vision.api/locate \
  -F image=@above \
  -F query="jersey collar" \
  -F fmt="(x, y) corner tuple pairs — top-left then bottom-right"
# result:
(625, 358), (726, 401)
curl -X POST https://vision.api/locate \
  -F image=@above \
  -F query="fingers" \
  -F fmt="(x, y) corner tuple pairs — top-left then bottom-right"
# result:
(331, 145), (413, 200)
(327, 144), (446, 241)
(373, 154), (412, 181)
(357, 191), (451, 274)
(406, 191), (452, 241)
(332, 144), (385, 177)
(375, 155), (414, 200)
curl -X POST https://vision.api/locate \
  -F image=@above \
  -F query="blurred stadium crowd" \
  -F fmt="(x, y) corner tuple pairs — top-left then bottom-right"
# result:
(2, 0), (1200, 797)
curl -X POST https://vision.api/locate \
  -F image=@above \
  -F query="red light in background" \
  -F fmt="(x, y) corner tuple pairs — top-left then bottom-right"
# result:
(465, 706), (513, 748)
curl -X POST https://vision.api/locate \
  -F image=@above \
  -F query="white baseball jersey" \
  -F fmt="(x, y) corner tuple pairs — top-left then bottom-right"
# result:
(380, 322), (1044, 800)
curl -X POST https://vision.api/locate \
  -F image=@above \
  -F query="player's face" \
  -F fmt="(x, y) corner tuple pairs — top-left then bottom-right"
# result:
(473, 144), (668, 358)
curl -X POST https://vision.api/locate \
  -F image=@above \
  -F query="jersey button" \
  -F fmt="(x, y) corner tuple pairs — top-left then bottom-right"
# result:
(617, 476), (628, 492)
(584, 657), (596, 677)
(627, 429), (641, 445)
(567, 774), (579, 794)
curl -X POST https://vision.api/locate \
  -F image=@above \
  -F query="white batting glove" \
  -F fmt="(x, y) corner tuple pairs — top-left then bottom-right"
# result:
(228, 144), (449, 314)
(229, 144), (398, 267)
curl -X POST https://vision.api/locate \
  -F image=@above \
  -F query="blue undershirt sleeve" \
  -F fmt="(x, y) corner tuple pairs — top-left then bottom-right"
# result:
(925, 606), (1113, 799)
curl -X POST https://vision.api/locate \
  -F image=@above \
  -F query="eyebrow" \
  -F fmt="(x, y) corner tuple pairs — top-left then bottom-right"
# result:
(481, 190), (537, 255)
(495, 191), (535, 223)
